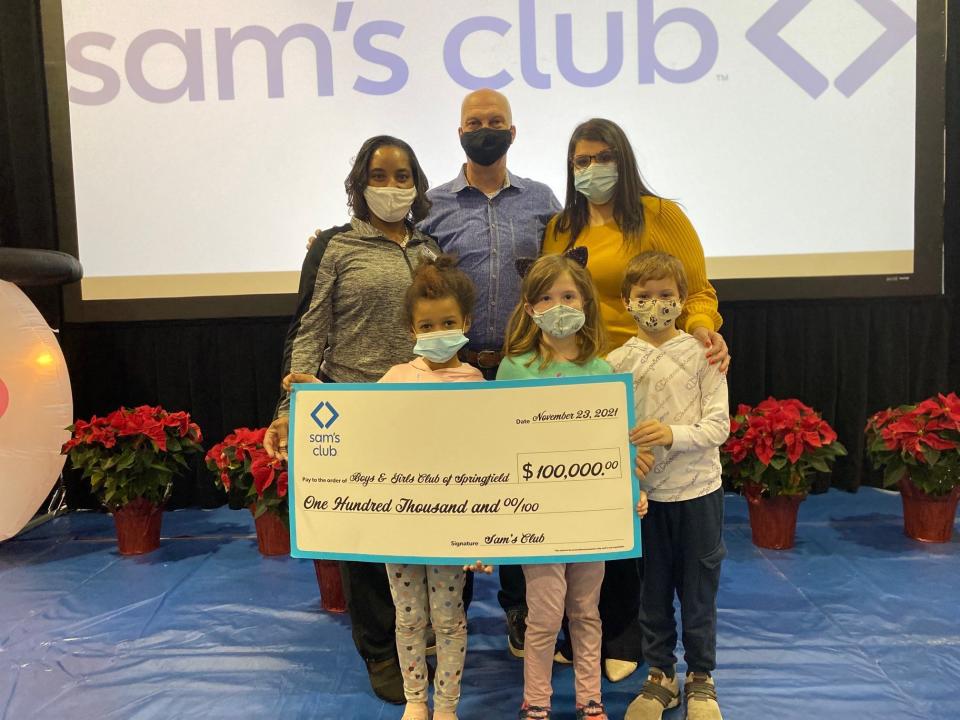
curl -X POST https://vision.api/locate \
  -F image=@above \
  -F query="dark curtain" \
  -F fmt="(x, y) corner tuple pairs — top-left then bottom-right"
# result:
(0, 0), (59, 324)
(2, 0), (958, 508)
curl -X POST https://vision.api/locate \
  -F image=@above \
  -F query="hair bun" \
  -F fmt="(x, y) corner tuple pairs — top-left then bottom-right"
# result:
(431, 253), (458, 271)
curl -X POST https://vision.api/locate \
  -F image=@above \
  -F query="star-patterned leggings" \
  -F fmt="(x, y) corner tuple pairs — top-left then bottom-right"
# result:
(386, 564), (467, 712)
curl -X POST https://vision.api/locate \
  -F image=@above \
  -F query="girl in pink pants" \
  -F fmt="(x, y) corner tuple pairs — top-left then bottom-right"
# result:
(496, 251), (612, 720)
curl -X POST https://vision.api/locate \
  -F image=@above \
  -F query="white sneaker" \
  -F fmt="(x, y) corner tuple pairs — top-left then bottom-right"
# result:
(684, 672), (722, 720)
(623, 667), (680, 720)
(603, 658), (638, 682)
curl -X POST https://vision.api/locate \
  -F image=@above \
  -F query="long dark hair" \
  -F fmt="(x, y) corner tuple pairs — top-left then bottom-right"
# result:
(345, 135), (432, 223)
(553, 118), (656, 249)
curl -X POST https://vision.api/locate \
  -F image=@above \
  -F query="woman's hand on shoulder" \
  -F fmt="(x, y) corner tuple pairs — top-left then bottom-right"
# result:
(282, 372), (322, 392)
(690, 327), (731, 374)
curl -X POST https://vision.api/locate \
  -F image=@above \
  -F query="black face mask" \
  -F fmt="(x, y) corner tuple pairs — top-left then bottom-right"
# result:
(460, 128), (512, 166)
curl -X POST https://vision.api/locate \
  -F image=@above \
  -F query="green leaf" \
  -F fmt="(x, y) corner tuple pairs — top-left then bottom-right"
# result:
(808, 458), (831, 473)
(116, 453), (136, 471)
(882, 463), (908, 488)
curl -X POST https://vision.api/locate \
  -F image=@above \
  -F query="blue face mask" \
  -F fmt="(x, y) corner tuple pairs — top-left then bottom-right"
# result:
(574, 163), (619, 205)
(413, 329), (469, 363)
(531, 304), (586, 339)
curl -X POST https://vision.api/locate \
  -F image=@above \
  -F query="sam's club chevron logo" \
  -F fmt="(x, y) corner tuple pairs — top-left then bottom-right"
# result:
(310, 401), (340, 429)
(746, 0), (916, 99)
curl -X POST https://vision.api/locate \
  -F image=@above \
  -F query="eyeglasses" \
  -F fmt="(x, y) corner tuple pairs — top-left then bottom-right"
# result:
(570, 150), (616, 170)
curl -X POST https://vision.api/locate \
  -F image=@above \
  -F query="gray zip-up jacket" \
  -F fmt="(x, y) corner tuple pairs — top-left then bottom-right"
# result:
(278, 217), (440, 415)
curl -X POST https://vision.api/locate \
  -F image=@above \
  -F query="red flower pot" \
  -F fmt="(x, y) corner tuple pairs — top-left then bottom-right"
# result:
(745, 492), (805, 550)
(251, 507), (290, 556)
(313, 560), (347, 613)
(112, 498), (164, 555)
(899, 478), (960, 543)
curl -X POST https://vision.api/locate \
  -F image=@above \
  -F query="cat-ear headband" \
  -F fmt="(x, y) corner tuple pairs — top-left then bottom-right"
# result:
(515, 246), (589, 280)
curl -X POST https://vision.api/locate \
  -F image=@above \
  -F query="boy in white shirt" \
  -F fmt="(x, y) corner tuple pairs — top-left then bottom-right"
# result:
(607, 251), (729, 720)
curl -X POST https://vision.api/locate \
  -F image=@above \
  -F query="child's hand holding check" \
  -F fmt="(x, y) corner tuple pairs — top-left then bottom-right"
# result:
(630, 419), (674, 449)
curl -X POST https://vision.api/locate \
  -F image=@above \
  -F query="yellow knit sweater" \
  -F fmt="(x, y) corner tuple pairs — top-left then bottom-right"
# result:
(543, 196), (722, 353)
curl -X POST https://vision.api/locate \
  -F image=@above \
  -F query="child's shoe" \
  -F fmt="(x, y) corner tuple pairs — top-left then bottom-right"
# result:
(401, 702), (430, 720)
(575, 700), (608, 719)
(432, 711), (457, 720)
(623, 667), (680, 720)
(518, 702), (551, 719)
(684, 672), (722, 720)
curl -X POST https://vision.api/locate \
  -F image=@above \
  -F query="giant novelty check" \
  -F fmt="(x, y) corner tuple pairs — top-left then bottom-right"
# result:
(288, 375), (640, 564)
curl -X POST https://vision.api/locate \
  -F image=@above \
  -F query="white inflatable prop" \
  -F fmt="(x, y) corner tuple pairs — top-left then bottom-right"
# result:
(0, 280), (72, 541)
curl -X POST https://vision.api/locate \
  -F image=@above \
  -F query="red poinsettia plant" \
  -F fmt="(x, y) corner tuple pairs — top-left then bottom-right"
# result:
(61, 405), (203, 509)
(721, 398), (847, 498)
(865, 393), (960, 496)
(205, 427), (289, 522)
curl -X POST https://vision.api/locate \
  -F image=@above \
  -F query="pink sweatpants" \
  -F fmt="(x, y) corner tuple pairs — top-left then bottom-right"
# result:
(522, 561), (605, 708)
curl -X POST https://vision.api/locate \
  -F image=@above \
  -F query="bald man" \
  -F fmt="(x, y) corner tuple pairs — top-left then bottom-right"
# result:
(418, 89), (561, 660)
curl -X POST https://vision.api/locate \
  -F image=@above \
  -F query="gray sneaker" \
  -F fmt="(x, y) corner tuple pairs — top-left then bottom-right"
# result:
(624, 667), (680, 720)
(684, 672), (722, 720)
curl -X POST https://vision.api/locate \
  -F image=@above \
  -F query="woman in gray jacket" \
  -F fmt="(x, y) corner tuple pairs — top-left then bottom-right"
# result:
(265, 135), (440, 704)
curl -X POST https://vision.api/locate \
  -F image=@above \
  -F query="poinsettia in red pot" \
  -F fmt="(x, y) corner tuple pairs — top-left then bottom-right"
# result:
(865, 393), (960, 543)
(205, 427), (345, 610)
(722, 398), (846, 549)
(206, 427), (290, 555)
(62, 405), (203, 555)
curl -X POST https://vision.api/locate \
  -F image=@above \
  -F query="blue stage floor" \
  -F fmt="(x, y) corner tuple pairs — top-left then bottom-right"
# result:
(1, 489), (958, 719)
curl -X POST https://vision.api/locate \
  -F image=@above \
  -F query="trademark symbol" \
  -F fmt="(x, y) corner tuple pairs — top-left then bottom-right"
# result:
(716, 73), (729, 82)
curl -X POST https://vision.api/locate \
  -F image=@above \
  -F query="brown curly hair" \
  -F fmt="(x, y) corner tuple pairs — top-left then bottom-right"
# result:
(403, 254), (476, 326)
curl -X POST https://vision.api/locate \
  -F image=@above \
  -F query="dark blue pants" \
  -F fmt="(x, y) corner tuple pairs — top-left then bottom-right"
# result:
(639, 488), (725, 675)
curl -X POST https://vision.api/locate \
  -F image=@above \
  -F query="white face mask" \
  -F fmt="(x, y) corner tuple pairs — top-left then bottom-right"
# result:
(574, 164), (619, 205)
(531, 303), (586, 339)
(364, 186), (417, 223)
(628, 298), (683, 332)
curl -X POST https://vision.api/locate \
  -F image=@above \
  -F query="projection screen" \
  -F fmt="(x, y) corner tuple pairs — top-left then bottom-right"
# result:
(40, 0), (945, 321)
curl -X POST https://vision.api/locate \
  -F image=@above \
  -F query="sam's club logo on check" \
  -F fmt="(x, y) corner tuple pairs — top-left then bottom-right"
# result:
(307, 401), (342, 457)
(310, 401), (340, 429)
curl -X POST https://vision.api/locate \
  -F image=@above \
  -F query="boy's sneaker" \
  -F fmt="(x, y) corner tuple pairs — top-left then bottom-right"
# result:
(506, 607), (527, 658)
(575, 700), (608, 719)
(623, 667), (680, 720)
(518, 702), (551, 719)
(684, 672), (722, 720)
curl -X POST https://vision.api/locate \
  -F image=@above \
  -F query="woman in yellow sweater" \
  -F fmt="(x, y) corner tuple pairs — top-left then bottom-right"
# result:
(542, 118), (727, 360)
(542, 117), (729, 684)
